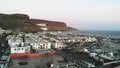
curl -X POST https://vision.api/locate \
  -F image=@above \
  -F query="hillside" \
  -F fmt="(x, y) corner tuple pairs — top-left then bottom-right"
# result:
(0, 13), (40, 32)
(29, 19), (75, 31)
(0, 13), (76, 32)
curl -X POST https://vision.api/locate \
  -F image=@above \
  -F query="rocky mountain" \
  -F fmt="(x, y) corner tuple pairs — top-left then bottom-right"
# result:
(0, 13), (76, 32)
(29, 19), (75, 31)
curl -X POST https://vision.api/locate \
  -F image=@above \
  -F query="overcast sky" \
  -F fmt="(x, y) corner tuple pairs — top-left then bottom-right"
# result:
(0, 0), (120, 31)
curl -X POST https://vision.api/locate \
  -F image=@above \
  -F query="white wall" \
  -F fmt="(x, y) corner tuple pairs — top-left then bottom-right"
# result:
(54, 42), (65, 49)
(30, 43), (37, 49)
(11, 47), (26, 54)
(45, 42), (51, 49)
(37, 42), (51, 49)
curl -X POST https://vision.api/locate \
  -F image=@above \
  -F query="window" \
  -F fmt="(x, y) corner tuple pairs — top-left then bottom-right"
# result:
(22, 48), (23, 50)
(14, 48), (16, 51)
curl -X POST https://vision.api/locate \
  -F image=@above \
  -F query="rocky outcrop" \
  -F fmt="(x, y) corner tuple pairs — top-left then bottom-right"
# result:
(0, 13), (76, 32)
(0, 13), (39, 32)
(29, 19), (76, 31)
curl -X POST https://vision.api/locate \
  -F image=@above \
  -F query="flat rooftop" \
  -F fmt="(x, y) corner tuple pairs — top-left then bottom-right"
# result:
(8, 55), (61, 68)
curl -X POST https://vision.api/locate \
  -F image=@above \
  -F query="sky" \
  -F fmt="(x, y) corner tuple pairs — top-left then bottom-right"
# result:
(0, 0), (120, 31)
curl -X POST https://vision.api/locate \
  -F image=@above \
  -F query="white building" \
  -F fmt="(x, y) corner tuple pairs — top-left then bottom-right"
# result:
(40, 28), (48, 30)
(52, 41), (67, 49)
(30, 42), (51, 50)
(85, 37), (97, 42)
(30, 43), (37, 49)
(10, 46), (26, 54)
(37, 42), (51, 49)
(7, 32), (53, 54)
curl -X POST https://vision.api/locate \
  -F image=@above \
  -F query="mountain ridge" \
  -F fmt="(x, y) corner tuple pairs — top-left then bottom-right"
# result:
(0, 13), (76, 32)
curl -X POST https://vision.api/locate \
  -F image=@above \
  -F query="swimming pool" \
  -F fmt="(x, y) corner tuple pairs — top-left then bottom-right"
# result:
(38, 49), (51, 53)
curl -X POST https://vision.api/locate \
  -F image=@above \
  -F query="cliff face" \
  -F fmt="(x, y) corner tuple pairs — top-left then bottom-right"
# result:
(0, 13), (76, 32)
(29, 19), (75, 31)
(0, 13), (39, 32)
